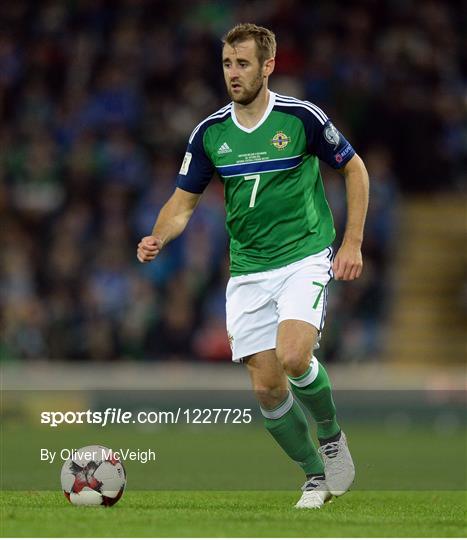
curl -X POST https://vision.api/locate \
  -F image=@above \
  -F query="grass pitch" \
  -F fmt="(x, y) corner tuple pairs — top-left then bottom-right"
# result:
(1, 401), (465, 536)
(2, 424), (465, 491)
(1, 490), (465, 537)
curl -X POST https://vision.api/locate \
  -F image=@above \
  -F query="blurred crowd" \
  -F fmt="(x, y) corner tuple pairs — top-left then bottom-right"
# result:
(1, 0), (465, 362)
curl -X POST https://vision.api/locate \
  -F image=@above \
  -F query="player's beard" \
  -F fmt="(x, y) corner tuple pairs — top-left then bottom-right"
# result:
(227, 68), (264, 106)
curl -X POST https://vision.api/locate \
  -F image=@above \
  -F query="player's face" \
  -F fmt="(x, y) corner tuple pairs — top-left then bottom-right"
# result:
(222, 40), (267, 105)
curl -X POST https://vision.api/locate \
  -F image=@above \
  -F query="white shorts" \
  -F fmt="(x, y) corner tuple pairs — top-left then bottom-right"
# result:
(226, 247), (333, 362)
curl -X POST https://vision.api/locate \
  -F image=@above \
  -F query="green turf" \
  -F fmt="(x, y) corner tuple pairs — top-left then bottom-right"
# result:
(1, 424), (466, 490)
(1, 490), (465, 537)
(1, 399), (466, 536)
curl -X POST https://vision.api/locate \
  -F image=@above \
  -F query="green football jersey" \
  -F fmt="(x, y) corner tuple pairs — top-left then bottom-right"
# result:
(176, 92), (355, 276)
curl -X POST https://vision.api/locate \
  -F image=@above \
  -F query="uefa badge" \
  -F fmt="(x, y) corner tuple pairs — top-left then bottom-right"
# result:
(324, 123), (340, 149)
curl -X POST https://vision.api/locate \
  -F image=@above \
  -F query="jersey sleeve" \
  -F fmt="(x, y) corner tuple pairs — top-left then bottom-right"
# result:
(303, 106), (356, 169)
(175, 127), (214, 194)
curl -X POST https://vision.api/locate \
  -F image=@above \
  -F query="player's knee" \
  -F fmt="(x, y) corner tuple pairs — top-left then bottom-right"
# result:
(253, 383), (287, 410)
(277, 349), (309, 378)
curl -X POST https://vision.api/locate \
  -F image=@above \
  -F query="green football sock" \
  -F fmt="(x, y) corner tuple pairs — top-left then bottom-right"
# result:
(289, 357), (341, 442)
(261, 391), (324, 476)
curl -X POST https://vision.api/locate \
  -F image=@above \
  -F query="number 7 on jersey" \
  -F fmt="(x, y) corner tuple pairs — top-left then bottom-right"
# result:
(244, 174), (261, 208)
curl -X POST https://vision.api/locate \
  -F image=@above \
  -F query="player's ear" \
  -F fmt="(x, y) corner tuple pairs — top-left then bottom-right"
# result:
(263, 57), (275, 78)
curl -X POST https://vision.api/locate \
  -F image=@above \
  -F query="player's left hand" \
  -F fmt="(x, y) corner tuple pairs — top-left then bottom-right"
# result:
(333, 241), (363, 280)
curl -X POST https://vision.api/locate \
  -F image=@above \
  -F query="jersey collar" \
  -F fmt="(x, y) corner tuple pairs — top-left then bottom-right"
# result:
(231, 91), (276, 133)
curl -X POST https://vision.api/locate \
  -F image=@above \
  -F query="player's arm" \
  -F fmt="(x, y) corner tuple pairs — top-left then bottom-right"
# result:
(304, 109), (369, 281)
(333, 153), (369, 280)
(137, 122), (214, 264)
(137, 188), (201, 263)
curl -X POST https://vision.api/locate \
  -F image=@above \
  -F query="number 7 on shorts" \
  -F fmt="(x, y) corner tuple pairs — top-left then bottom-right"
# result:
(312, 281), (325, 309)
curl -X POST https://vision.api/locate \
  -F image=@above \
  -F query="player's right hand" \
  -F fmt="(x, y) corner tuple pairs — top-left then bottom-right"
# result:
(137, 236), (163, 263)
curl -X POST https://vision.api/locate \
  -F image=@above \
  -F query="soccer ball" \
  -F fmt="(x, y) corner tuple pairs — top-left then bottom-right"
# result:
(60, 445), (126, 506)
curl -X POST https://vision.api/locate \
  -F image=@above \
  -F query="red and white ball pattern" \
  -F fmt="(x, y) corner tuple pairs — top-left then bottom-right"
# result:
(60, 445), (126, 506)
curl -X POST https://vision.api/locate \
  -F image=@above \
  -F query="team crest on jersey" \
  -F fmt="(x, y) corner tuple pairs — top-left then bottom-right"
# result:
(271, 131), (291, 150)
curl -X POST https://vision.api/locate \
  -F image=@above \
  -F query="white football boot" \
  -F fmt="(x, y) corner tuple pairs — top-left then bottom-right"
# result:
(295, 476), (332, 509)
(318, 431), (355, 496)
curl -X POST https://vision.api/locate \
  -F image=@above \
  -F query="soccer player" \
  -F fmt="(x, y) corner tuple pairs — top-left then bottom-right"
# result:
(137, 23), (369, 508)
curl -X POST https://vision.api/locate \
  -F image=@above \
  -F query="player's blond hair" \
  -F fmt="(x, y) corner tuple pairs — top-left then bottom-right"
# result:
(222, 23), (276, 65)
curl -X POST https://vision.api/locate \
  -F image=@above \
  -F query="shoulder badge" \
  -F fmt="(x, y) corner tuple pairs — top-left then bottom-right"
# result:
(324, 123), (340, 148)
